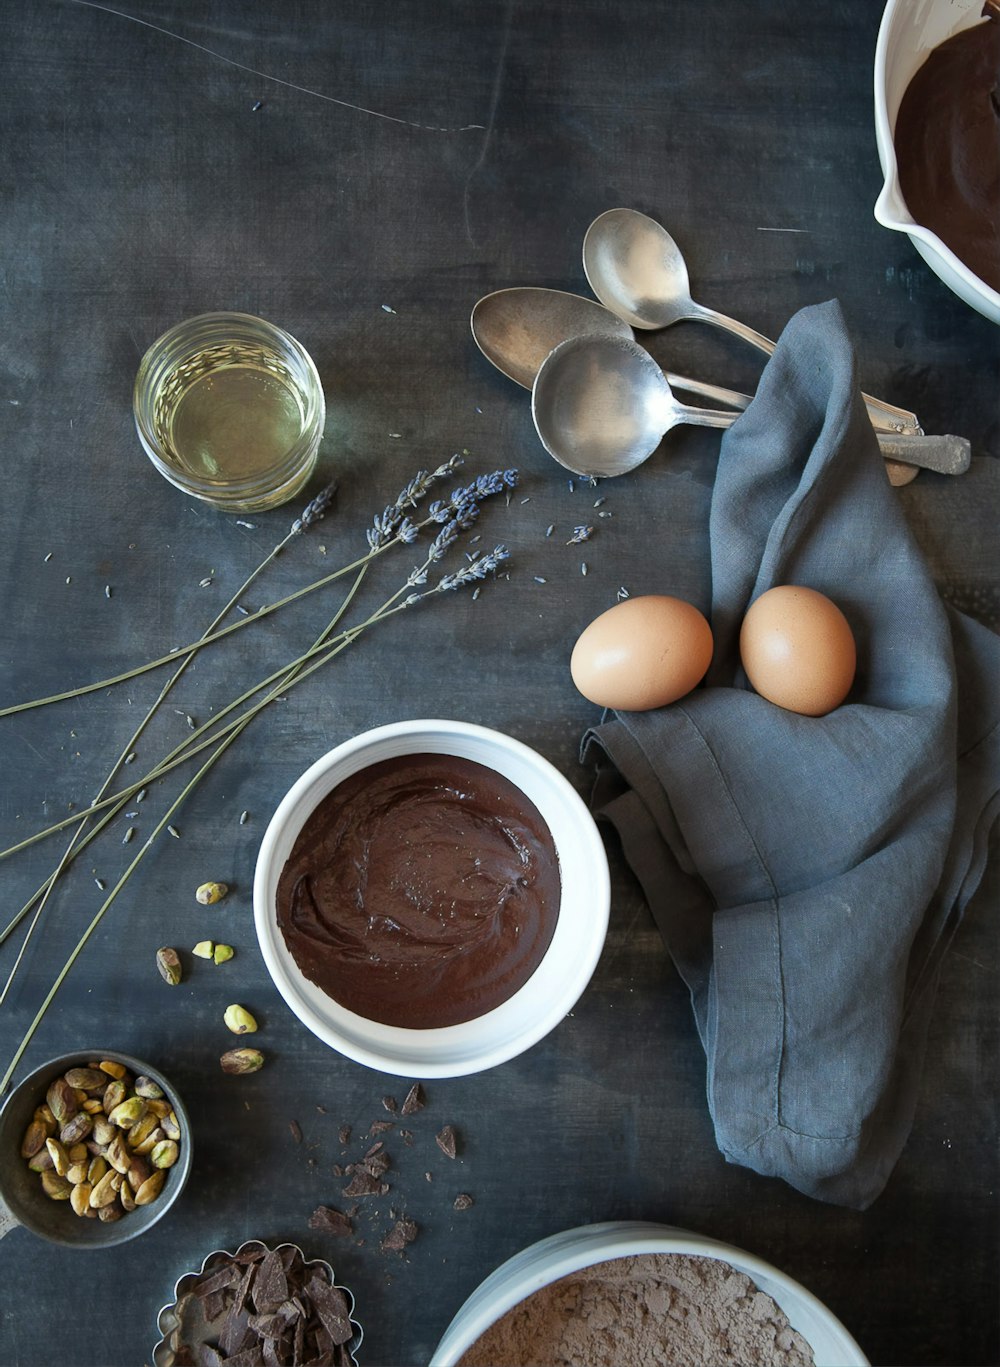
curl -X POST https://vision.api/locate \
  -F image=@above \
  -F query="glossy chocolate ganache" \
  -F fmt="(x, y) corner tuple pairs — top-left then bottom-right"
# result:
(893, 4), (1000, 293)
(276, 753), (561, 1028)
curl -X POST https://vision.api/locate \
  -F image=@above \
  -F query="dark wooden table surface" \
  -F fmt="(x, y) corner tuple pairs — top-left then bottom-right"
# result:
(1, 3), (997, 1365)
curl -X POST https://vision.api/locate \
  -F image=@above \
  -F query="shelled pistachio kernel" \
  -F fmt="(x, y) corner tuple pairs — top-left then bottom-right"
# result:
(192, 940), (215, 959)
(224, 1004), (258, 1034)
(220, 1047), (264, 1075)
(196, 881), (228, 905)
(156, 946), (183, 986)
(213, 944), (234, 965)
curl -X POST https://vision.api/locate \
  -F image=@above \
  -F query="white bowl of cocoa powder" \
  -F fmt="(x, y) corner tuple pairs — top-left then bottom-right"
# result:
(431, 1221), (868, 1367)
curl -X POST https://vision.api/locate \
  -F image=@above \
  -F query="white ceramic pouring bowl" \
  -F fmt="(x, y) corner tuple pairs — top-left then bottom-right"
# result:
(873, 0), (1000, 325)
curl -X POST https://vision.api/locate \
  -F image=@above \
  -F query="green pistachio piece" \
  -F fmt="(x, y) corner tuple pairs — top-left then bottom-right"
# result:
(192, 940), (215, 959)
(223, 1004), (258, 1034)
(41, 1170), (73, 1200)
(195, 881), (228, 905)
(220, 1047), (264, 1075)
(108, 1097), (146, 1129)
(156, 946), (183, 986)
(150, 1140), (179, 1169)
(213, 944), (235, 965)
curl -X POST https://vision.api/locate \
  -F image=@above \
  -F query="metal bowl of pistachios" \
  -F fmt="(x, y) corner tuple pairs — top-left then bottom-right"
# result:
(0, 1049), (191, 1247)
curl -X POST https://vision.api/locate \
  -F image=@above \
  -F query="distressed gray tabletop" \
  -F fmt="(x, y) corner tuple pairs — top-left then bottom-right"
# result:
(0, 3), (997, 1366)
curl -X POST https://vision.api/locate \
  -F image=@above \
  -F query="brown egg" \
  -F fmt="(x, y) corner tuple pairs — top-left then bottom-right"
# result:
(570, 595), (714, 711)
(739, 585), (856, 716)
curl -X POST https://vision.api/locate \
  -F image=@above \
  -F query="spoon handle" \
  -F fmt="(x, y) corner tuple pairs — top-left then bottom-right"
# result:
(674, 403), (739, 430)
(666, 372), (752, 411)
(688, 301), (922, 436)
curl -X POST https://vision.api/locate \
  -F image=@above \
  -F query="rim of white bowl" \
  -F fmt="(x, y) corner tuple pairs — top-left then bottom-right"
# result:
(253, 720), (610, 1078)
(430, 1221), (870, 1367)
(873, 0), (1000, 314)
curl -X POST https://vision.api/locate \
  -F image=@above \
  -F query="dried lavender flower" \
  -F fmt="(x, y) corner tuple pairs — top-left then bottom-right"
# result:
(437, 545), (509, 591)
(566, 525), (593, 545)
(290, 480), (338, 535)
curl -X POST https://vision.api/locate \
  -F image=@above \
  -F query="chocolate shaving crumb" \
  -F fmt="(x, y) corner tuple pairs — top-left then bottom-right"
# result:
(453, 1193), (474, 1211)
(381, 1095), (397, 1112)
(400, 1082), (425, 1115)
(364, 1141), (384, 1158)
(308, 1206), (354, 1237)
(425, 1172), (432, 1182)
(289, 1120), (303, 1144)
(435, 1125), (458, 1159)
(316, 1105), (327, 1114)
(369, 1119), (394, 1135)
(399, 1129), (414, 1146)
(331, 1163), (344, 1178)
(381, 1217), (418, 1252)
(338, 1125), (351, 1146)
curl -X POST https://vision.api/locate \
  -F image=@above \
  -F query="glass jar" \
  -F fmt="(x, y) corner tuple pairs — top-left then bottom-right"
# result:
(133, 312), (326, 513)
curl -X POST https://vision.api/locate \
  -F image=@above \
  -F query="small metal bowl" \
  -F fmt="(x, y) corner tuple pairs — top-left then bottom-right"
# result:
(0, 1049), (191, 1248)
(152, 1239), (363, 1367)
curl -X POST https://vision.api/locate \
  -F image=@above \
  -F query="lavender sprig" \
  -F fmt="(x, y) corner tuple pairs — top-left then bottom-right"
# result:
(366, 453), (466, 549)
(566, 525), (593, 545)
(290, 480), (338, 535)
(436, 545), (510, 592)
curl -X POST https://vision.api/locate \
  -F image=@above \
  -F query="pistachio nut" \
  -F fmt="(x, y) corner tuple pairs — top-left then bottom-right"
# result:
(89, 1168), (120, 1208)
(60, 1111), (93, 1146)
(98, 1203), (123, 1223)
(127, 1156), (151, 1192)
(70, 1182), (93, 1217)
(150, 1139), (179, 1169)
(82, 1098), (104, 1114)
(67, 1142), (89, 1163)
(92, 1115), (116, 1146)
(119, 1181), (136, 1213)
(46, 1077), (78, 1126)
(102, 1079), (127, 1113)
(147, 1099), (171, 1119)
(98, 1059), (127, 1080)
(45, 1138), (71, 1177)
(220, 1047), (264, 1075)
(195, 881), (228, 904)
(213, 944), (235, 965)
(66, 1161), (89, 1185)
(87, 1155), (108, 1184)
(161, 1111), (181, 1142)
(33, 1103), (57, 1134)
(20, 1120), (47, 1159)
(27, 1148), (55, 1173)
(223, 1004), (258, 1034)
(134, 1169), (165, 1206)
(40, 1170), (73, 1200)
(105, 1134), (131, 1174)
(126, 1113), (158, 1150)
(133, 1126), (165, 1156)
(134, 1075), (164, 1100)
(64, 1067), (108, 1092)
(156, 945), (183, 986)
(108, 1096), (146, 1129)
(192, 940), (215, 959)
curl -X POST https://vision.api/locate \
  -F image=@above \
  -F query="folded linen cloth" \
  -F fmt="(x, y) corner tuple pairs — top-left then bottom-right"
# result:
(582, 300), (1000, 1210)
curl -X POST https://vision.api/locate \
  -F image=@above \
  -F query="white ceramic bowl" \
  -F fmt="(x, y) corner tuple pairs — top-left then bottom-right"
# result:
(874, 0), (1000, 324)
(431, 1221), (869, 1367)
(254, 720), (610, 1078)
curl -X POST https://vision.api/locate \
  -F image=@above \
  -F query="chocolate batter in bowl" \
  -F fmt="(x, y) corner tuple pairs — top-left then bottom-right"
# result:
(874, 0), (1000, 323)
(254, 721), (610, 1077)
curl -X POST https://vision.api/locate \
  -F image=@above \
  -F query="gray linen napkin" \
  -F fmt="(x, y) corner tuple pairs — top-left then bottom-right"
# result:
(582, 300), (1000, 1210)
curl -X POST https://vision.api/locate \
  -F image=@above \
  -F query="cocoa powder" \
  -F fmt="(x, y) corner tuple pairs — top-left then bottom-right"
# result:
(457, 1252), (815, 1367)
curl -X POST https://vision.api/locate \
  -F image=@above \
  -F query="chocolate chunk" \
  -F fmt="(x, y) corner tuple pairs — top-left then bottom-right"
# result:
(342, 1169), (388, 1197)
(381, 1095), (397, 1112)
(308, 1277), (354, 1345)
(368, 1119), (394, 1135)
(194, 1263), (243, 1300)
(308, 1205), (353, 1237)
(194, 1344), (226, 1367)
(289, 1119), (303, 1144)
(363, 1150), (390, 1178)
(453, 1193), (474, 1211)
(435, 1124), (458, 1159)
(400, 1082), (425, 1115)
(363, 1141), (384, 1158)
(331, 1163), (344, 1177)
(253, 1248), (290, 1313)
(381, 1217), (418, 1252)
